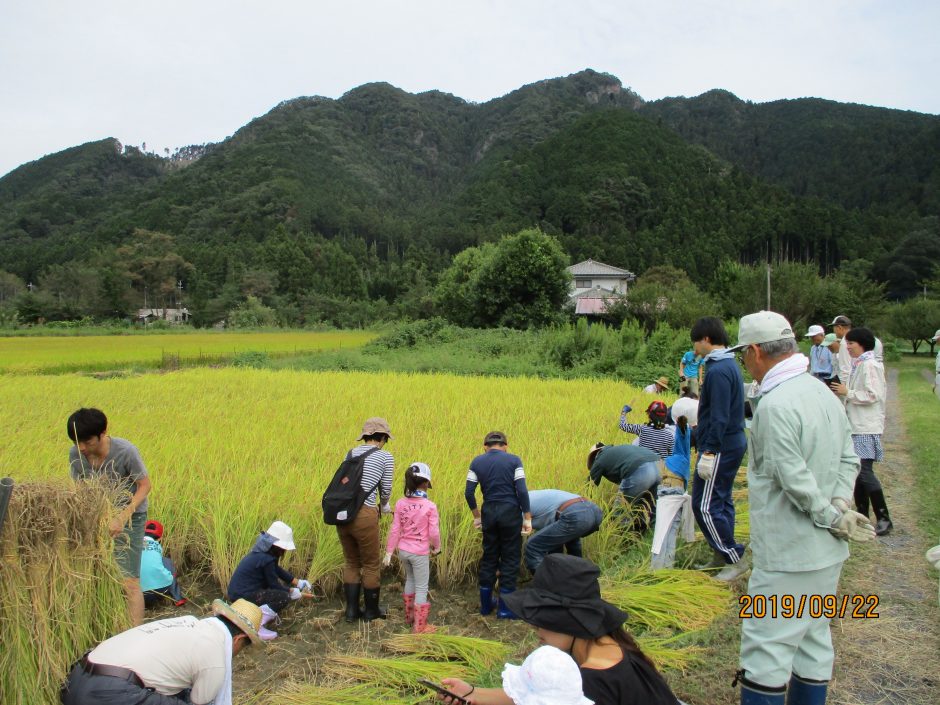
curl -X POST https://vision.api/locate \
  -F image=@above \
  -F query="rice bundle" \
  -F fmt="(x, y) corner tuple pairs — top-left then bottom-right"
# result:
(382, 632), (512, 671)
(324, 654), (469, 690)
(0, 481), (128, 705)
(601, 568), (731, 631)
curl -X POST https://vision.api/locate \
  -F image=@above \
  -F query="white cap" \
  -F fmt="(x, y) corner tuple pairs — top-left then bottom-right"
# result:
(932, 329), (940, 342)
(409, 462), (432, 483)
(502, 646), (594, 705)
(671, 397), (699, 427)
(804, 325), (825, 337)
(265, 520), (296, 550)
(729, 311), (795, 352)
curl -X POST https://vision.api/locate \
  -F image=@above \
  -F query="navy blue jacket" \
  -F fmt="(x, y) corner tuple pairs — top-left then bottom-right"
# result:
(697, 355), (747, 454)
(465, 449), (530, 513)
(227, 541), (294, 601)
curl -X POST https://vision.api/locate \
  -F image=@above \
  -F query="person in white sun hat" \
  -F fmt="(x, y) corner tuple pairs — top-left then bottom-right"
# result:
(804, 324), (833, 382)
(226, 520), (311, 640)
(502, 645), (594, 705)
(730, 310), (875, 705)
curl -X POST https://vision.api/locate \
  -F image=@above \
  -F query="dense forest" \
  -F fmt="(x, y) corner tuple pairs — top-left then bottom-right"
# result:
(1, 69), (938, 327)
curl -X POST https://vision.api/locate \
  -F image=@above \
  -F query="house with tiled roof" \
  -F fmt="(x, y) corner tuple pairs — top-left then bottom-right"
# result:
(566, 259), (635, 316)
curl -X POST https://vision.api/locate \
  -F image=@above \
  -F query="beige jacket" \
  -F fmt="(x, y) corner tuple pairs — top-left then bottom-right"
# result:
(844, 357), (886, 435)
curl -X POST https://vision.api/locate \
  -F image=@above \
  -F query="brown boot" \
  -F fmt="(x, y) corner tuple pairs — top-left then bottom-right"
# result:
(413, 601), (436, 634)
(402, 593), (416, 625)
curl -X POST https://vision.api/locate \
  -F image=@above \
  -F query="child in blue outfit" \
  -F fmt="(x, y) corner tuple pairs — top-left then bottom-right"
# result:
(465, 431), (532, 619)
(140, 520), (187, 607)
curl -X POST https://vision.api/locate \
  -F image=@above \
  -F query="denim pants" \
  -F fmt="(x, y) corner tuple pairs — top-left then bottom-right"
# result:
(479, 501), (523, 591)
(524, 500), (603, 572)
(618, 461), (660, 500)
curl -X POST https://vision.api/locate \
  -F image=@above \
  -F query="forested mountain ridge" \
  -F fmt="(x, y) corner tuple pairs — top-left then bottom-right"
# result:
(0, 69), (936, 324)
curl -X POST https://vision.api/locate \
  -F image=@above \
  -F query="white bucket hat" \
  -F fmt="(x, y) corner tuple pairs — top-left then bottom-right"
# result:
(265, 520), (296, 550)
(502, 645), (594, 705)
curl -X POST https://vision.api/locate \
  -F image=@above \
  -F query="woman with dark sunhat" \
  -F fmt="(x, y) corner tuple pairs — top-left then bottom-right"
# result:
(439, 554), (680, 705)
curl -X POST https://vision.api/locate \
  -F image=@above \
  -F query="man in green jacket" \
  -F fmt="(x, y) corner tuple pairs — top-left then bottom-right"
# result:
(730, 311), (875, 705)
(587, 442), (660, 530)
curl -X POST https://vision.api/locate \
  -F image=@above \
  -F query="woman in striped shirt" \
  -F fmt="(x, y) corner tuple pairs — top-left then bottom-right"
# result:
(619, 401), (675, 460)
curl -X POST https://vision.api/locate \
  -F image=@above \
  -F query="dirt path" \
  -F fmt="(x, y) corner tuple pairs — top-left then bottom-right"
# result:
(829, 367), (940, 704)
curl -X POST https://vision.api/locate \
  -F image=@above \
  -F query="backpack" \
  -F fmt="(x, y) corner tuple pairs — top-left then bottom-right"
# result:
(322, 446), (382, 525)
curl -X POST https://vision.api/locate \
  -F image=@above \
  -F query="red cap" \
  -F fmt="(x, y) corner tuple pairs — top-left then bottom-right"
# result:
(646, 401), (668, 419)
(144, 520), (164, 539)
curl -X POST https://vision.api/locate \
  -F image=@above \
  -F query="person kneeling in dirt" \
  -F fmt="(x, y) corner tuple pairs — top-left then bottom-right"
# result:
(586, 442), (660, 532)
(226, 520), (311, 640)
(731, 311), (875, 705)
(524, 489), (603, 573)
(141, 520), (187, 608)
(437, 554), (680, 705)
(60, 598), (261, 705)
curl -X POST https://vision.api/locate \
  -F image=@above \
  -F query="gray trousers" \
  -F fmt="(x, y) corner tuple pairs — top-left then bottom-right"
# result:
(398, 549), (431, 604)
(61, 661), (190, 704)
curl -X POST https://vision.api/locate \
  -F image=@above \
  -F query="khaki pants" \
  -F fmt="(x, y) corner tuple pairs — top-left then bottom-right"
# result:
(337, 506), (381, 588)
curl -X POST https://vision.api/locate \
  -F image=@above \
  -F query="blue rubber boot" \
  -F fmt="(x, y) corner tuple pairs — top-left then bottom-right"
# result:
(496, 588), (518, 619)
(479, 587), (495, 616)
(786, 674), (828, 705)
(737, 671), (786, 705)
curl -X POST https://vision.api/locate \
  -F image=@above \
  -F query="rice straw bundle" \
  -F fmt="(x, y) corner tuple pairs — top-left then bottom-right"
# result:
(0, 481), (128, 705)
(382, 632), (512, 671)
(601, 568), (731, 631)
(266, 683), (426, 705)
(324, 654), (469, 689)
(635, 633), (704, 673)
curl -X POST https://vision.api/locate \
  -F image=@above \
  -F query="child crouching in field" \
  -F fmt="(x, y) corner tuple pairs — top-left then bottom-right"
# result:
(140, 520), (187, 607)
(384, 463), (441, 633)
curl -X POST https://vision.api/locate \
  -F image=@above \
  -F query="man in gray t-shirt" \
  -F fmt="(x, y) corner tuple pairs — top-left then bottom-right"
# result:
(67, 408), (152, 626)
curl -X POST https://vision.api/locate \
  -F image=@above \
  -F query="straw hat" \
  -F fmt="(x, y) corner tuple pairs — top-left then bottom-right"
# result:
(502, 645), (594, 705)
(587, 442), (605, 470)
(265, 520), (296, 550)
(211, 599), (262, 644)
(653, 376), (669, 389)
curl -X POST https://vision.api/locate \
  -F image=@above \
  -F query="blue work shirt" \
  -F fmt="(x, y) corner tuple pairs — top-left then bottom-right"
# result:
(527, 489), (580, 530)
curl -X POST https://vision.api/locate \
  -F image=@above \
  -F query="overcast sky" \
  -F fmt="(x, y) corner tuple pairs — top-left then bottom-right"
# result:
(2, 0), (938, 177)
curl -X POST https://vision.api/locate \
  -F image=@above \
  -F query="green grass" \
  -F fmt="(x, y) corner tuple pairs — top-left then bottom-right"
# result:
(894, 355), (940, 539)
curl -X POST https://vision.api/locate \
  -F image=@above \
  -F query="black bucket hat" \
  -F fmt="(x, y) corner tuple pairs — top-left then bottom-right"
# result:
(502, 555), (628, 639)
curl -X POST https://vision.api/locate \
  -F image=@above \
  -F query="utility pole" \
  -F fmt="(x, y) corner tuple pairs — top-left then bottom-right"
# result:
(766, 264), (771, 310)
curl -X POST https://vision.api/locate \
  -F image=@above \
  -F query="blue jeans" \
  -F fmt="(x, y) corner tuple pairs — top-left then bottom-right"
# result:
(618, 461), (660, 501)
(524, 500), (603, 572)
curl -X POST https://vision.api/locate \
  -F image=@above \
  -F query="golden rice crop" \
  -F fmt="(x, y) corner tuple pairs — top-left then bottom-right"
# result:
(0, 367), (671, 589)
(0, 330), (374, 373)
(382, 632), (512, 671)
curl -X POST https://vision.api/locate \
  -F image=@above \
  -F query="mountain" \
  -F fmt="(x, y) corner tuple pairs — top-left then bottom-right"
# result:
(0, 70), (936, 322)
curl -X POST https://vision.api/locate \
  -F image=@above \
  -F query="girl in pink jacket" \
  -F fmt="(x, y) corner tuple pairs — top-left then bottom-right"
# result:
(383, 462), (441, 633)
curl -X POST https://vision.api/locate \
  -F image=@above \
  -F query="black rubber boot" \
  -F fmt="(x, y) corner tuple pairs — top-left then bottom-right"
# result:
(869, 490), (893, 535)
(362, 587), (387, 621)
(343, 583), (362, 623)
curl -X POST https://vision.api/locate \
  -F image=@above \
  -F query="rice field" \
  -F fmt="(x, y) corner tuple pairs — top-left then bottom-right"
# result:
(0, 330), (374, 373)
(0, 363), (734, 704)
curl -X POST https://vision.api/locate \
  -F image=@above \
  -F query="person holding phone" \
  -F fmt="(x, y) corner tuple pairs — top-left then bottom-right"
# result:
(436, 555), (679, 705)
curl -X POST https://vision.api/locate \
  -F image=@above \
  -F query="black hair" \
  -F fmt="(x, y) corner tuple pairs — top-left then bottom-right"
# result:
(681, 389), (699, 400)
(362, 432), (390, 443)
(844, 326), (876, 352)
(690, 317), (730, 347)
(216, 615), (252, 643)
(268, 545), (286, 559)
(403, 465), (430, 497)
(675, 415), (688, 434)
(66, 408), (108, 443)
(608, 627), (658, 673)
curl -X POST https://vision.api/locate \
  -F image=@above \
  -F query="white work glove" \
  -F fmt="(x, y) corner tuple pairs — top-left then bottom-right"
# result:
(696, 453), (717, 481)
(289, 587), (302, 601)
(382, 552), (393, 567)
(521, 519), (533, 536)
(472, 516), (482, 530)
(828, 498), (876, 542)
(295, 579), (312, 592)
(381, 502), (392, 515)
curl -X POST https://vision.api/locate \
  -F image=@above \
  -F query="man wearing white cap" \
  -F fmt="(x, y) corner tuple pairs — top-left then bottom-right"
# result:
(804, 325), (833, 382)
(730, 311), (875, 705)
(61, 598), (261, 705)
